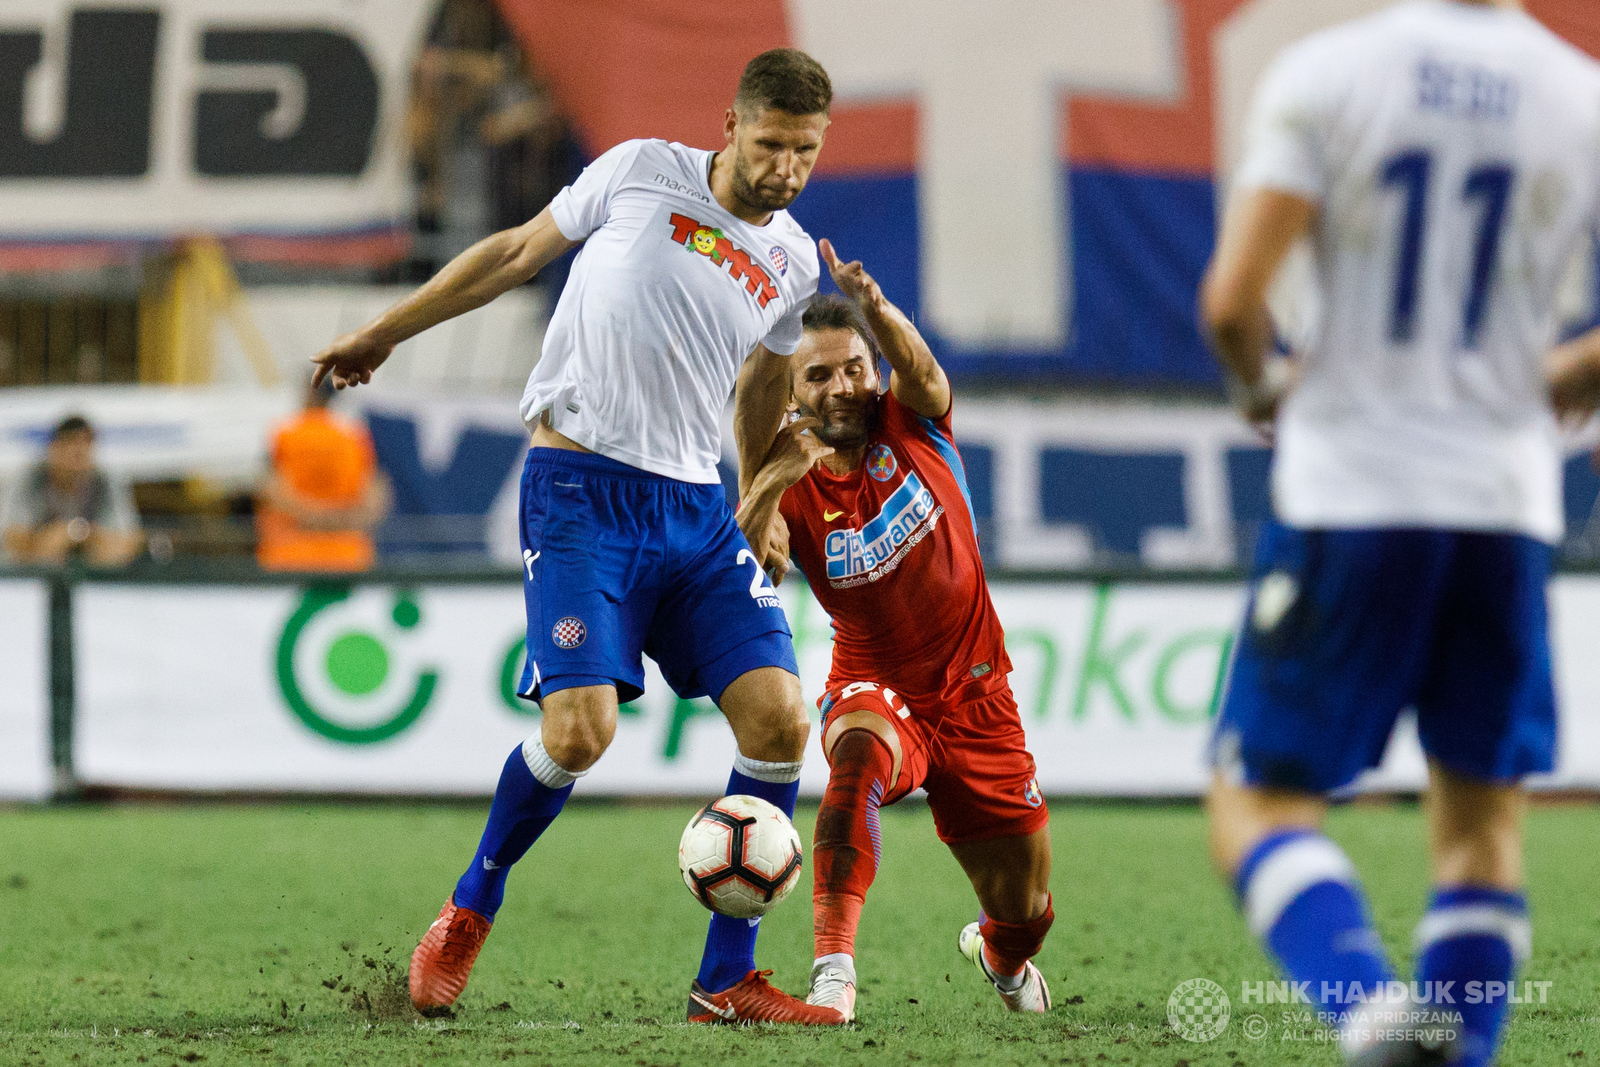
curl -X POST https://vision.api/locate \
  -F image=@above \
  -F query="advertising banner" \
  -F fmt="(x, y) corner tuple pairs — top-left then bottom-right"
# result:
(0, 0), (434, 266)
(73, 576), (1600, 797)
(0, 579), (50, 802)
(496, 0), (1600, 386)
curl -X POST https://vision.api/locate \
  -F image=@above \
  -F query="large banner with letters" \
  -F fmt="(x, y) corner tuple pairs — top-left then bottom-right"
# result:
(497, 0), (1600, 386)
(0, 0), (433, 268)
(73, 577), (1600, 797)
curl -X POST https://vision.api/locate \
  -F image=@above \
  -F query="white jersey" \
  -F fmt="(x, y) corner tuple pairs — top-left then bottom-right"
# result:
(1236, 0), (1600, 542)
(520, 139), (821, 483)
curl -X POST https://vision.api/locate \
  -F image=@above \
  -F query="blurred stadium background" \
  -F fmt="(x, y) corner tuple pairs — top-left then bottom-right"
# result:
(5, 2), (1600, 1064)
(4, 0), (1600, 806)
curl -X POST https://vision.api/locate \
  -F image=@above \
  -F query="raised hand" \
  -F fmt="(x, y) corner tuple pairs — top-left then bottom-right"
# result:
(311, 329), (394, 390)
(763, 416), (835, 488)
(819, 238), (883, 310)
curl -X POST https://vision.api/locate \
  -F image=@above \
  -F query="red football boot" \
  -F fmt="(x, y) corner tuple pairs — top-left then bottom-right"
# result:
(686, 969), (848, 1025)
(409, 896), (492, 1014)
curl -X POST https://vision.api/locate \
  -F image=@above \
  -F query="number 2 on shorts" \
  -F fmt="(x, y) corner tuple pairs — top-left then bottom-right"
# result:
(735, 549), (775, 600)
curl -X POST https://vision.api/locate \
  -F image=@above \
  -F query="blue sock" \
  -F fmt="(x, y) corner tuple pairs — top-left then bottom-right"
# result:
(1415, 886), (1529, 1067)
(452, 737), (576, 922)
(696, 752), (802, 993)
(1235, 830), (1395, 1043)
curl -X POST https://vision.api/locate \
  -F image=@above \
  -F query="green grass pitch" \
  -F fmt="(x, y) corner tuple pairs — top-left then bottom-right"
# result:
(1, 800), (1596, 1066)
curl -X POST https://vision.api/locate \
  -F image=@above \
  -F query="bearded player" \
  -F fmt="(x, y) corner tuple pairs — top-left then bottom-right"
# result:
(736, 244), (1054, 1023)
(312, 50), (847, 1025)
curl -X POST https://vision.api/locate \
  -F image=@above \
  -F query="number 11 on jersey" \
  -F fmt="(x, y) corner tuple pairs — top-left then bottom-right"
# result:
(1381, 148), (1515, 349)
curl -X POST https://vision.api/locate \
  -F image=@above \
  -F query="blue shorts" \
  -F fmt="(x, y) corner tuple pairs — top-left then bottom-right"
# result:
(515, 448), (796, 705)
(1211, 522), (1557, 793)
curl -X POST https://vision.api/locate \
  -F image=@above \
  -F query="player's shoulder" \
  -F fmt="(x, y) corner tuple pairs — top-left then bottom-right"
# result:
(1512, 15), (1600, 90)
(589, 137), (674, 176)
(1269, 9), (1387, 74)
(875, 388), (943, 441)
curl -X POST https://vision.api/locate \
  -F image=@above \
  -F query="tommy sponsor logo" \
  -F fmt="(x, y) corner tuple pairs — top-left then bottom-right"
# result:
(825, 470), (941, 584)
(668, 212), (779, 308)
(552, 617), (586, 649)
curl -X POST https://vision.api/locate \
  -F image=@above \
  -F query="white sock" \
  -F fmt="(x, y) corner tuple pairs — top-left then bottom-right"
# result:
(813, 952), (856, 982)
(733, 750), (803, 783)
(522, 733), (587, 789)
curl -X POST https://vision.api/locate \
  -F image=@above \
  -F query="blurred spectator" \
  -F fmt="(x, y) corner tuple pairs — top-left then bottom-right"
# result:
(404, 0), (582, 285)
(256, 380), (391, 572)
(0, 414), (143, 567)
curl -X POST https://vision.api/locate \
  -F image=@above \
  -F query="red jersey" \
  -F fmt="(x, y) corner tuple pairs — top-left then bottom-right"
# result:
(778, 391), (1011, 710)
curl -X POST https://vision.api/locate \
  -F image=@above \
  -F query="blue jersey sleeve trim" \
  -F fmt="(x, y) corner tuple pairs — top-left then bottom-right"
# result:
(915, 414), (980, 542)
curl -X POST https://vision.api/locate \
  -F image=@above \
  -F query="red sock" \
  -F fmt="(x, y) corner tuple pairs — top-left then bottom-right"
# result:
(812, 730), (894, 958)
(980, 897), (1055, 978)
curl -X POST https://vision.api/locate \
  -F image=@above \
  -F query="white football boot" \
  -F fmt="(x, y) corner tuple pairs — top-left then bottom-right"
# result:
(959, 922), (1052, 1012)
(806, 955), (858, 1023)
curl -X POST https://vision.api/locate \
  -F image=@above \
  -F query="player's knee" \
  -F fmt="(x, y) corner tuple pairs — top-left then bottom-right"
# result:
(541, 728), (610, 773)
(538, 690), (618, 773)
(830, 728), (886, 770)
(756, 698), (810, 762)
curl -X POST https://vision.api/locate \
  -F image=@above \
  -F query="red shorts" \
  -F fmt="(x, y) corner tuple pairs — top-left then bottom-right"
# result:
(818, 681), (1049, 845)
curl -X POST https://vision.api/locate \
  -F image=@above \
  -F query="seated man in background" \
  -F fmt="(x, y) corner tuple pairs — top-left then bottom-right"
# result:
(1, 414), (143, 567)
(256, 379), (391, 572)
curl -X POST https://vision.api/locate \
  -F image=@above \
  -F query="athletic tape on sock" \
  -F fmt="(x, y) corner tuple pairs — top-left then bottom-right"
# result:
(1415, 904), (1532, 964)
(733, 750), (803, 784)
(1242, 834), (1359, 938)
(522, 733), (586, 789)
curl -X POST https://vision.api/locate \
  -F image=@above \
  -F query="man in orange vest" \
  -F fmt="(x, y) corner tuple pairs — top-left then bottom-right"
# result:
(256, 379), (391, 572)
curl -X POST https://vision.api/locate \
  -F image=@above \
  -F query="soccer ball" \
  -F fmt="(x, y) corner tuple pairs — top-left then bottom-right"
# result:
(678, 794), (803, 919)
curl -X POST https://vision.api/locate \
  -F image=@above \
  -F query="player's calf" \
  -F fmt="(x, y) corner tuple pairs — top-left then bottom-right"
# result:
(947, 825), (1054, 1013)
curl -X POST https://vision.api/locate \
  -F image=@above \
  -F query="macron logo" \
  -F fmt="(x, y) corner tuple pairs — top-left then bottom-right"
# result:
(668, 213), (779, 308)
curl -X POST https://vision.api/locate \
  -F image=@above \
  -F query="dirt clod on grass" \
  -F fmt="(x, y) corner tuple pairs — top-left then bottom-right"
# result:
(348, 955), (414, 1021)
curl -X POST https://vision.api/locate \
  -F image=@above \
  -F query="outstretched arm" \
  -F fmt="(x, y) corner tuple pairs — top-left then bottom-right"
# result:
(820, 238), (950, 419)
(735, 417), (833, 583)
(312, 207), (576, 389)
(1199, 188), (1316, 430)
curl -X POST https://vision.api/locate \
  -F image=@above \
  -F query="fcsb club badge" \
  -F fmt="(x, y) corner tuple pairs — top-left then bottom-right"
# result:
(866, 444), (897, 481)
(552, 617), (587, 649)
(1024, 778), (1042, 808)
